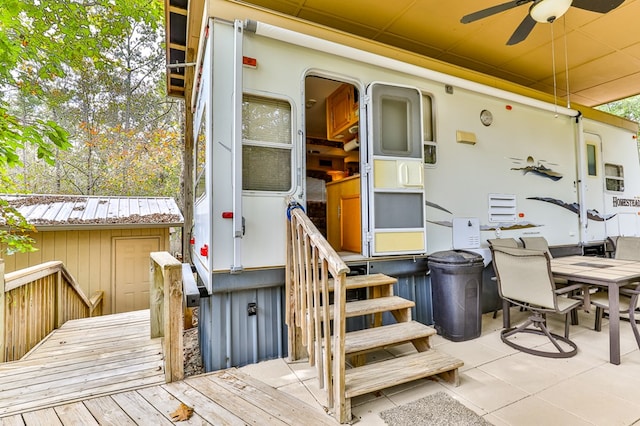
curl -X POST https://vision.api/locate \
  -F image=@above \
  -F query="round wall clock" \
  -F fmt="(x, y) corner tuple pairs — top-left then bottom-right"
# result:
(480, 109), (493, 126)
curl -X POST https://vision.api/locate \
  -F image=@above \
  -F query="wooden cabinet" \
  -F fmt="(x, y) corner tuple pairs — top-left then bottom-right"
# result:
(326, 84), (358, 142)
(326, 176), (361, 253)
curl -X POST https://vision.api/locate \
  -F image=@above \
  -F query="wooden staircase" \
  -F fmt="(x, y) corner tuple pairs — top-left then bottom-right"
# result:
(286, 204), (463, 423)
(337, 274), (463, 418)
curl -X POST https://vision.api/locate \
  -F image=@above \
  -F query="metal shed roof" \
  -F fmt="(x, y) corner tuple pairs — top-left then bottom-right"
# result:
(3, 195), (184, 230)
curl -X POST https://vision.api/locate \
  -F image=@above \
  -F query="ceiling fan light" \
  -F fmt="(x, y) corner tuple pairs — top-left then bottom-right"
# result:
(530, 0), (573, 23)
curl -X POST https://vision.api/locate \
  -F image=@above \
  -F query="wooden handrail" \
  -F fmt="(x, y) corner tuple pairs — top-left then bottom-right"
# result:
(149, 251), (184, 383)
(285, 200), (350, 422)
(1, 260), (104, 362)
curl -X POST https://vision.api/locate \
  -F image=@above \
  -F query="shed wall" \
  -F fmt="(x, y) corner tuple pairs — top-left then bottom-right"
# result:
(2, 228), (170, 314)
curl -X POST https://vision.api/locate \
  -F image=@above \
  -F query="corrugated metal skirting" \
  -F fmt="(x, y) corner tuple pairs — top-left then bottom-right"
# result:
(383, 273), (433, 326)
(199, 270), (433, 372)
(199, 285), (286, 372)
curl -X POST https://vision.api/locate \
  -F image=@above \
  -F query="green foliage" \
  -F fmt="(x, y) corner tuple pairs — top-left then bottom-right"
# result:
(596, 95), (640, 124)
(0, 0), (166, 254)
(0, 175), (36, 256)
(0, 102), (70, 167)
(0, 0), (163, 168)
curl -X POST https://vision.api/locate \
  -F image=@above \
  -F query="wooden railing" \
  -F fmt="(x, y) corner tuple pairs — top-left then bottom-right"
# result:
(285, 202), (350, 421)
(0, 260), (104, 362)
(149, 251), (184, 383)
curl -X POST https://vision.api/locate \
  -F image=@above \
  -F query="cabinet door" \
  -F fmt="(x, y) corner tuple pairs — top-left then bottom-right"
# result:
(327, 84), (355, 140)
(341, 194), (361, 252)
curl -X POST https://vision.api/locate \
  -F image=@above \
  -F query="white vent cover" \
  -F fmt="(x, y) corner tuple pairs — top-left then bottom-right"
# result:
(488, 194), (517, 223)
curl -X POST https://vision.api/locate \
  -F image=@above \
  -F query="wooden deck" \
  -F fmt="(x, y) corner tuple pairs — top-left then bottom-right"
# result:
(0, 368), (337, 425)
(0, 309), (337, 425)
(0, 310), (165, 417)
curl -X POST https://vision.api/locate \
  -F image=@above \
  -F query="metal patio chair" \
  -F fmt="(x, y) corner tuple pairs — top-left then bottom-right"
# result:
(491, 246), (583, 358)
(590, 236), (640, 348)
(487, 238), (519, 248)
(591, 283), (640, 349)
(487, 238), (520, 319)
(614, 236), (640, 261)
(520, 236), (575, 323)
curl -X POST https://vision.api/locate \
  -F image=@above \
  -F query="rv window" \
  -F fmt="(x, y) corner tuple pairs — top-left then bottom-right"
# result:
(586, 144), (597, 176)
(242, 95), (292, 192)
(372, 85), (421, 158)
(605, 163), (624, 192)
(195, 110), (207, 199)
(424, 142), (437, 165)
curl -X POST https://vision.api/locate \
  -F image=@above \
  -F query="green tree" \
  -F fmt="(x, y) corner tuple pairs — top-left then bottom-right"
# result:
(9, 16), (182, 198)
(596, 95), (640, 123)
(1, 0), (164, 253)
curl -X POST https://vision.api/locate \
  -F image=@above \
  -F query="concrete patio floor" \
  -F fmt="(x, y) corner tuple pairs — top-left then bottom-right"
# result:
(239, 307), (640, 425)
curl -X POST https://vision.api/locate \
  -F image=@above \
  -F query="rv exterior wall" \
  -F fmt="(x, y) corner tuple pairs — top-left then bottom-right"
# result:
(193, 13), (640, 371)
(583, 119), (640, 241)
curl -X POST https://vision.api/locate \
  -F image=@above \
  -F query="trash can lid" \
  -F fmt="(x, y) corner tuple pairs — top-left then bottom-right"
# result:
(427, 249), (484, 265)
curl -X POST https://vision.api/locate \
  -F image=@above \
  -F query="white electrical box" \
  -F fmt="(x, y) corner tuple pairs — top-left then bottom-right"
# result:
(452, 217), (480, 249)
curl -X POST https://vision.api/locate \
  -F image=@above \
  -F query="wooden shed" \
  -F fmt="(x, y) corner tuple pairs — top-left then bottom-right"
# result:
(1, 194), (184, 315)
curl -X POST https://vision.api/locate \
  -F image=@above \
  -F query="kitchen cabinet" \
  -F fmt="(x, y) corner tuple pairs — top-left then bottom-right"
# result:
(326, 175), (361, 252)
(326, 84), (358, 142)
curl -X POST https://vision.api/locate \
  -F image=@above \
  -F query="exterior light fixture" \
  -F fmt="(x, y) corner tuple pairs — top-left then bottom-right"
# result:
(530, 0), (572, 23)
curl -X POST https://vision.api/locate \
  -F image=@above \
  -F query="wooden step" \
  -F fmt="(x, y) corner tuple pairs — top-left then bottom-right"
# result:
(344, 321), (436, 355)
(344, 350), (464, 399)
(342, 296), (414, 318)
(328, 273), (397, 291)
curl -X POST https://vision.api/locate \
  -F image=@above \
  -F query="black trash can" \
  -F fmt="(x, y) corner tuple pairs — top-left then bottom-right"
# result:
(428, 250), (484, 342)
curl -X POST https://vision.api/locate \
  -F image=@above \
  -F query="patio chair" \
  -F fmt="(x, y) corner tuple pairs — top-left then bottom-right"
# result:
(487, 238), (520, 319)
(491, 246), (583, 358)
(591, 283), (640, 349)
(589, 236), (640, 348)
(605, 236), (618, 258)
(487, 238), (519, 248)
(614, 236), (640, 261)
(520, 237), (554, 257)
(519, 236), (585, 325)
(520, 236), (578, 283)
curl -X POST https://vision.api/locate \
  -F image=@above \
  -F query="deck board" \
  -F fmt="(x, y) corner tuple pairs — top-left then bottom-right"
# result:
(0, 310), (165, 417)
(82, 396), (138, 426)
(0, 310), (338, 425)
(0, 369), (338, 425)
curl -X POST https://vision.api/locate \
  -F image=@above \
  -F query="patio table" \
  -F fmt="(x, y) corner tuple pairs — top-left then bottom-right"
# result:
(550, 255), (640, 365)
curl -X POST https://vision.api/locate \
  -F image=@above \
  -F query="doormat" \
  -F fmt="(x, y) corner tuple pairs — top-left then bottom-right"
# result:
(379, 392), (492, 426)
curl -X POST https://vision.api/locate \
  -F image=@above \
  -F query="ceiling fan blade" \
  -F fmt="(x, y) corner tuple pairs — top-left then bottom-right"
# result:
(571, 0), (625, 13)
(461, 1), (526, 24)
(506, 14), (537, 45)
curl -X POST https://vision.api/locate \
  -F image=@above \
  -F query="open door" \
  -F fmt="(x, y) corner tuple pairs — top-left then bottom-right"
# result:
(366, 83), (426, 256)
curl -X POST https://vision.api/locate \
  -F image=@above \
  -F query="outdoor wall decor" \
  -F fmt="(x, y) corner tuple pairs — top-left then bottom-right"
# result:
(510, 156), (563, 181)
(528, 197), (615, 221)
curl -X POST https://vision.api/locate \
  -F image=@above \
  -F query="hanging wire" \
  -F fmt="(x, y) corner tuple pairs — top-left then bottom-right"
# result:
(550, 23), (558, 117)
(563, 17), (571, 108)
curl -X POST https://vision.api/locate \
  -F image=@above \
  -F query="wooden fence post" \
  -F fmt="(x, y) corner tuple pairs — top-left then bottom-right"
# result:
(149, 257), (164, 338)
(149, 252), (184, 382)
(1, 259), (5, 363)
(165, 258), (183, 382)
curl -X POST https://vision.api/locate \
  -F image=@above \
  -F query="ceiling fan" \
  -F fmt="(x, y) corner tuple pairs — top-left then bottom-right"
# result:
(461, 0), (626, 45)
